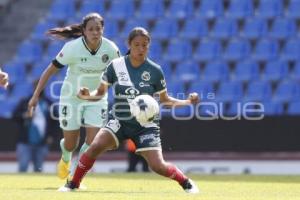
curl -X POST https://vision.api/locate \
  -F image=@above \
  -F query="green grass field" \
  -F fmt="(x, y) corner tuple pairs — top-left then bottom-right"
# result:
(0, 173), (300, 200)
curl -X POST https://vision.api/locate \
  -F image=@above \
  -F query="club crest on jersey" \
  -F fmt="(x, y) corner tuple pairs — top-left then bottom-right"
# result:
(102, 54), (109, 63)
(141, 71), (151, 81)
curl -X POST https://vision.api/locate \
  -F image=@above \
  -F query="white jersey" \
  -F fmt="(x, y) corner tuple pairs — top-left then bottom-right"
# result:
(54, 36), (120, 98)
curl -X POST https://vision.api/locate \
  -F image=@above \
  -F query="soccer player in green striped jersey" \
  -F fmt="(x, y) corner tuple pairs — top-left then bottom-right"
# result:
(59, 27), (200, 194)
(28, 13), (120, 183)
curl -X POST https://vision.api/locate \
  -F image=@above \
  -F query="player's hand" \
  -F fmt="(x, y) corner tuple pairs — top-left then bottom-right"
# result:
(0, 71), (9, 89)
(28, 96), (39, 117)
(77, 87), (91, 100)
(188, 92), (199, 105)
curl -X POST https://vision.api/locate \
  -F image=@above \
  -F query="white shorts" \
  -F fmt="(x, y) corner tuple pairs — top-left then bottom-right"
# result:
(59, 96), (108, 131)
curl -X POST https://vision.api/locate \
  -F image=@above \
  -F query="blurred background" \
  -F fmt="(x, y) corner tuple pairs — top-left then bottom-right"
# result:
(0, 0), (300, 174)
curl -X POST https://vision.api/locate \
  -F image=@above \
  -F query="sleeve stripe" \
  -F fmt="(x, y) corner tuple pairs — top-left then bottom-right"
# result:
(101, 80), (111, 85)
(155, 88), (167, 94)
(52, 59), (65, 69)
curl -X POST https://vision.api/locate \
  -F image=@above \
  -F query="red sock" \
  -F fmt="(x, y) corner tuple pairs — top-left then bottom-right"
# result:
(72, 153), (96, 187)
(166, 164), (188, 184)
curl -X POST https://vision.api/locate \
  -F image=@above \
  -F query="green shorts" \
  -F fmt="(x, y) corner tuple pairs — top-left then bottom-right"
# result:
(102, 114), (162, 153)
(59, 96), (108, 131)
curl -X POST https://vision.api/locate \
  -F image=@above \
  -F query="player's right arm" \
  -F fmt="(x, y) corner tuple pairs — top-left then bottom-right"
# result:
(77, 61), (115, 101)
(28, 63), (59, 116)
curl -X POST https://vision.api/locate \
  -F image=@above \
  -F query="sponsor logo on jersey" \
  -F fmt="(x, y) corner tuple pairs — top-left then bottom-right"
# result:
(141, 71), (151, 81)
(116, 87), (140, 99)
(139, 82), (150, 87)
(118, 72), (129, 82)
(102, 54), (109, 63)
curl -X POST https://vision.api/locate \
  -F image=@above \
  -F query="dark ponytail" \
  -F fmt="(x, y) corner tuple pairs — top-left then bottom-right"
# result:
(46, 24), (82, 40)
(46, 12), (104, 40)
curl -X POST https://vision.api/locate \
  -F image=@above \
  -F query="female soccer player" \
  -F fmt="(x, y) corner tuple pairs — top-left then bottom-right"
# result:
(0, 68), (9, 88)
(59, 27), (199, 193)
(28, 13), (120, 181)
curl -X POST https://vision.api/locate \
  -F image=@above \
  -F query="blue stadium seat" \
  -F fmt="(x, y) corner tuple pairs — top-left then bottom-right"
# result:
(166, 80), (186, 98)
(0, 99), (18, 118)
(269, 18), (297, 39)
(291, 62), (300, 80)
(15, 40), (43, 64)
(106, 0), (134, 20)
(262, 60), (289, 82)
(166, 0), (194, 19)
(257, 0), (283, 19)
(120, 19), (148, 39)
(174, 61), (200, 82)
(31, 20), (57, 41)
(286, 0), (300, 19)
(223, 39), (251, 61)
(179, 18), (208, 40)
(244, 81), (272, 101)
(29, 59), (50, 81)
(227, 0), (254, 19)
(196, 0), (224, 19)
(233, 60), (260, 82)
(151, 19), (178, 40)
(287, 101), (300, 115)
(136, 0), (164, 20)
(163, 40), (192, 63)
(242, 17), (268, 40)
(45, 41), (64, 59)
(10, 81), (34, 100)
(103, 19), (119, 39)
(2, 61), (26, 84)
(159, 60), (173, 82)
(252, 39), (279, 61)
(188, 81), (214, 101)
(281, 38), (300, 62)
(78, 0), (105, 18)
(215, 81), (243, 102)
(227, 101), (265, 117)
(211, 18), (238, 39)
(273, 81), (298, 103)
(193, 39), (222, 62)
(149, 40), (163, 62)
(263, 101), (284, 116)
(172, 106), (193, 117)
(202, 61), (229, 82)
(114, 38), (128, 55)
(48, 0), (76, 22)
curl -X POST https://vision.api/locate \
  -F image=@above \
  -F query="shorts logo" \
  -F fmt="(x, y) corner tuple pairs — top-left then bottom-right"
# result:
(139, 134), (156, 143)
(102, 54), (109, 63)
(141, 71), (151, 81)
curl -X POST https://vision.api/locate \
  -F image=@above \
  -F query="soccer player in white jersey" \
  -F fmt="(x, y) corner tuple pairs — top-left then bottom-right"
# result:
(0, 68), (9, 88)
(28, 13), (120, 183)
(59, 27), (200, 194)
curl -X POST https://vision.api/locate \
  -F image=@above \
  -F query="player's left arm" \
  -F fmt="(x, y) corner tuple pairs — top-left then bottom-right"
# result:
(154, 66), (199, 107)
(159, 91), (199, 107)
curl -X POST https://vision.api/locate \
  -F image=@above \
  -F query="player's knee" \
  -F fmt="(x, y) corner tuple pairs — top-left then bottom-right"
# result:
(64, 142), (77, 152)
(148, 161), (166, 174)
